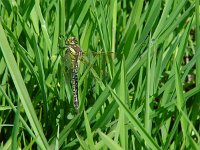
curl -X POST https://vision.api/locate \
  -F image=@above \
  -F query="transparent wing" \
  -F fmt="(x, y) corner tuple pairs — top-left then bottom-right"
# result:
(62, 52), (73, 107)
(79, 51), (115, 84)
(77, 51), (116, 110)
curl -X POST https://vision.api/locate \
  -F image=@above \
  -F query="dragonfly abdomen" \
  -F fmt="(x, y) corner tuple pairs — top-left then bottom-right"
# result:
(72, 61), (79, 113)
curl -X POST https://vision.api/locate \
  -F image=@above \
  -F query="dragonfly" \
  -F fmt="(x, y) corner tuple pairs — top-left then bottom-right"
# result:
(65, 37), (115, 113)
(65, 37), (82, 113)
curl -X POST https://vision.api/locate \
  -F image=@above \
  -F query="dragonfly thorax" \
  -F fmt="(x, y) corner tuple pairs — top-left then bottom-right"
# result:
(68, 45), (82, 57)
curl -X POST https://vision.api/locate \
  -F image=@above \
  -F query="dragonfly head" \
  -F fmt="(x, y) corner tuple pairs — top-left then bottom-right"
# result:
(66, 37), (78, 45)
(65, 37), (82, 58)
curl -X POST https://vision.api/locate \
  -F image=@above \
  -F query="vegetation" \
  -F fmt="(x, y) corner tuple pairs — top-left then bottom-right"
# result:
(0, 0), (200, 149)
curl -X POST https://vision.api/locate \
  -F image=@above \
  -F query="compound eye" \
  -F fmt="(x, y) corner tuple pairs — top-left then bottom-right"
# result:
(71, 37), (78, 44)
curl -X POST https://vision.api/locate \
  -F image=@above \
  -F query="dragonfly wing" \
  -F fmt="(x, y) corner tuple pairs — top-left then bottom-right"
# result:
(78, 51), (115, 91)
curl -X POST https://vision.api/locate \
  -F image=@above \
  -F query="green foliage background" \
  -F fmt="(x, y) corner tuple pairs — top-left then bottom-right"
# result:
(0, 0), (200, 149)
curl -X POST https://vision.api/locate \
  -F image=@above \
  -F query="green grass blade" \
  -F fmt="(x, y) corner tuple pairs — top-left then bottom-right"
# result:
(118, 57), (128, 149)
(75, 131), (89, 150)
(98, 130), (123, 150)
(174, 62), (189, 145)
(84, 111), (95, 149)
(0, 22), (49, 149)
(108, 86), (161, 150)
